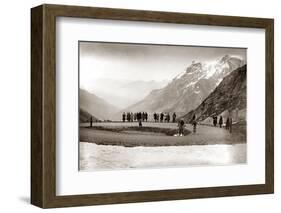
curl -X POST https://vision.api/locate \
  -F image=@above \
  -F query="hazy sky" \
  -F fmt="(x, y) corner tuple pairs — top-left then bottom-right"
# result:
(80, 41), (246, 90)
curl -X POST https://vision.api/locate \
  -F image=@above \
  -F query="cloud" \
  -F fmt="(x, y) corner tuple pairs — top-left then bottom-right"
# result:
(79, 41), (246, 87)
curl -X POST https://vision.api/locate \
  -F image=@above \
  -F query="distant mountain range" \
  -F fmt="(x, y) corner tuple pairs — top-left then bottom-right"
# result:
(80, 89), (120, 121)
(124, 55), (245, 115)
(182, 64), (247, 122)
(86, 78), (169, 108)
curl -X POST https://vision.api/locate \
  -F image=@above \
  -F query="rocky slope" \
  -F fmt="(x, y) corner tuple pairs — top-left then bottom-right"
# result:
(182, 65), (247, 122)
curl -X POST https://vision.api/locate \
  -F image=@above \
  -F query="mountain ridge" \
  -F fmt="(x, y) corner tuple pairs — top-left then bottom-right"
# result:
(182, 64), (247, 122)
(80, 89), (120, 121)
(123, 55), (245, 115)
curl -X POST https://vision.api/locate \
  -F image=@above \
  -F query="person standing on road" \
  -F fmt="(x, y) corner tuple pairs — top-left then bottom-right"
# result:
(213, 116), (217, 127)
(229, 117), (233, 133)
(219, 116), (223, 128)
(130, 112), (133, 122)
(90, 116), (93, 127)
(172, 112), (177, 123)
(160, 112), (164, 122)
(226, 117), (230, 130)
(126, 112), (130, 122)
(191, 114), (197, 133)
(167, 113), (170, 123)
(178, 119), (185, 136)
(145, 112), (148, 122)
(192, 120), (197, 133)
(138, 113), (143, 127)
(122, 112), (126, 122)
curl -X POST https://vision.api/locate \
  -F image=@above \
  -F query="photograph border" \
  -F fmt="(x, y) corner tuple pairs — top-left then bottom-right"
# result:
(77, 40), (248, 171)
(31, 4), (274, 208)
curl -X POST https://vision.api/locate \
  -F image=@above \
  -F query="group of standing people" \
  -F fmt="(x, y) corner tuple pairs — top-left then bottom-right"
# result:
(153, 112), (177, 123)
(122, 112), (178, 123)
(122, 112), (148, 123)
(213, 115), (233, 133)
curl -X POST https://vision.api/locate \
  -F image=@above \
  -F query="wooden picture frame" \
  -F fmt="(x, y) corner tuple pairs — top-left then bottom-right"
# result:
(31, 4), (274, 208)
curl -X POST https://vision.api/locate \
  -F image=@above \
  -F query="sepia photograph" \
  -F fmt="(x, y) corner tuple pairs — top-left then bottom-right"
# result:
(79, 41), (247, 171)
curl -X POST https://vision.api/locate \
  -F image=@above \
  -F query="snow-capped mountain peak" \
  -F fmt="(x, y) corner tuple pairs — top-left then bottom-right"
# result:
(124, 55), (245, 116)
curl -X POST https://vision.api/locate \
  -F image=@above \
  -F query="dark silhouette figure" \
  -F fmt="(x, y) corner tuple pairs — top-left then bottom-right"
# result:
(172, 112), (177, 123)
(166, 113), (170, 123)
(145, 112), (148, 122)
(126, 112), (130, 122)
(138, 115), (142, 127)
(192, 120), (197, 133)
(153, 113), (157, 122)
(191, 114), (197, 133)
(178, 119), (185, 136)
(130, 112), (134, 122)
(229, 117), (233, 133)
(226, 117), (230, 130)
(90, 116), (93, 127)
(213, 116), (217, 127)
(122, 112), (126, 122)
(160, 113), (164, 122)
(219, 116), (223, 128)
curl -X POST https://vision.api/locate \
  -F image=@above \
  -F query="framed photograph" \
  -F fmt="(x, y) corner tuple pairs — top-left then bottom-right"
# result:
(31, 4), (274, 208)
